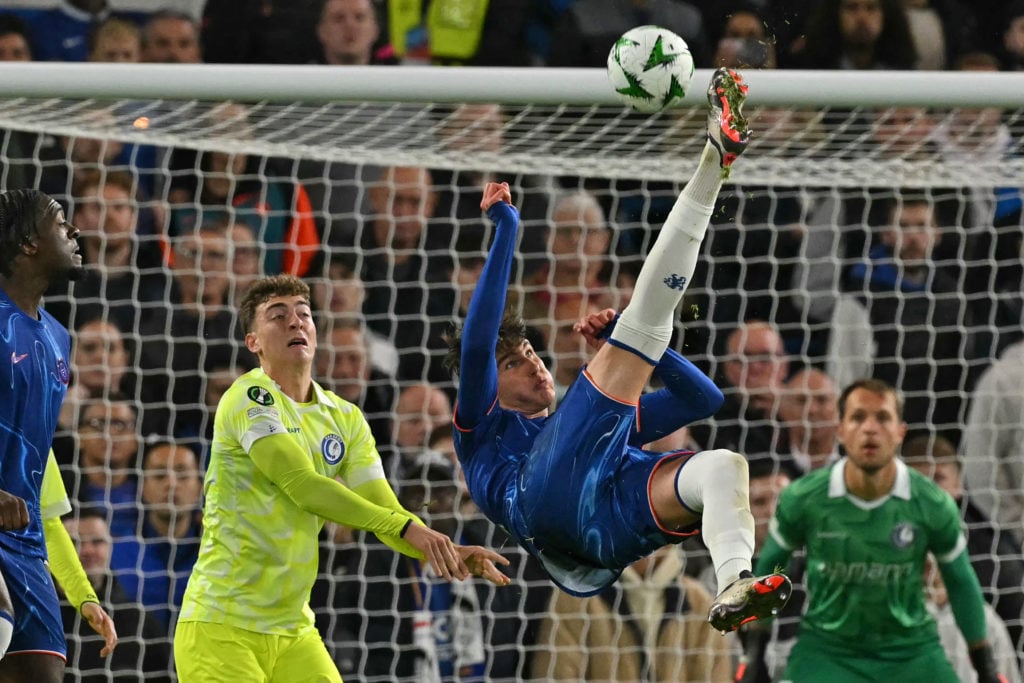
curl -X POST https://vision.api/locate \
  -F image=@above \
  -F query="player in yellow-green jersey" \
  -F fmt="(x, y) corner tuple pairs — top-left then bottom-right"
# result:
(174, 274), (509, 683)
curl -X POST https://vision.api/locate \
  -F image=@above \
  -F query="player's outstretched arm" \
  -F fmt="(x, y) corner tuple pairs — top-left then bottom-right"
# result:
(355, 478), (511, 584)
(938, 550), (1009, 683)
(399, 522), (469, 581)
(457, 181), (520, 429)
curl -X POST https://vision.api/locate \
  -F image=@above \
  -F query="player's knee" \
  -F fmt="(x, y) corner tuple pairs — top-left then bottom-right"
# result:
(695, 449), (748, 480)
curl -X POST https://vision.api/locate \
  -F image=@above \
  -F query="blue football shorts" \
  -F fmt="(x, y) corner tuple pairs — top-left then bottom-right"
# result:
(517, 371), (698, 573)
(0, 550), (66, 659)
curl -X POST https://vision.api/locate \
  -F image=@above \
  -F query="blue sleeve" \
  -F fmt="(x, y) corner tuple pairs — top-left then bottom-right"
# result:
(632, 348), (724, 445)
(454, 202), (521, 429)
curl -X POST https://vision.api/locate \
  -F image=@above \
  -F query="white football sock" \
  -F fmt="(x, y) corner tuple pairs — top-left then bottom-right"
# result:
(674, 449), (755, 592)
(610, 142), (724, 362)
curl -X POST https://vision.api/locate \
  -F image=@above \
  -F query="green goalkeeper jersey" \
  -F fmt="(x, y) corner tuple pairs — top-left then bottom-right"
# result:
(179, 368), (394, 635)
(757, 458), (965, 655)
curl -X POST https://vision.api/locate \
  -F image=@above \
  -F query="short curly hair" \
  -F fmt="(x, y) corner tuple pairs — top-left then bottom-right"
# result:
(443, 310), (530, 378)
(238, 274), (311, 333)
(0, 189), (54, 277)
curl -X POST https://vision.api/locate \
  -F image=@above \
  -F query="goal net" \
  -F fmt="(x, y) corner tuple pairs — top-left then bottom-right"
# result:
(2, 63), (1021, 680)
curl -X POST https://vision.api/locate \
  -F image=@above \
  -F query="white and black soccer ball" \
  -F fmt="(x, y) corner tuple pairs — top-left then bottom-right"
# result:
(606, 25), (695, 113)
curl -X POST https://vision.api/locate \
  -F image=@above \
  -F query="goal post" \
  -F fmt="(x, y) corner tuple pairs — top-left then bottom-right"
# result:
(2, 63), (1021, 680)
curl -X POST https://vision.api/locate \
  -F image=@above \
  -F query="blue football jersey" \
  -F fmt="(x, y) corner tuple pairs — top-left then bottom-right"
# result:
(0, 287), (71, 559)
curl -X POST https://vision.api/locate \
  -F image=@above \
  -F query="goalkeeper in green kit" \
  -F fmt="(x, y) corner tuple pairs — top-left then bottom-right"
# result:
(746, 378), (1008, 683)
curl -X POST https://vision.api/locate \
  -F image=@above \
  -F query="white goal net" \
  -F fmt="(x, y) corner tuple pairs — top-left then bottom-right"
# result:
(2, 63), (1021, 680)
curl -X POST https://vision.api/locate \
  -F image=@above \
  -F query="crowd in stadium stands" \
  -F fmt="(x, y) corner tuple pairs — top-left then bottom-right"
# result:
(1, 0), (1024, 680)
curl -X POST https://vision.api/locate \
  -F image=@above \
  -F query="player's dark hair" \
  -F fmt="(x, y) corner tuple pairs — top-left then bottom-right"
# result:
(837, 378), (904, 420)
(239, 274), (311, 333)
(443, 309), (530, 378)
(0, 189), (55, 277)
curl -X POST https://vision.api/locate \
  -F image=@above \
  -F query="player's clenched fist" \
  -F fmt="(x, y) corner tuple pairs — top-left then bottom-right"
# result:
(480, 182), (511, 211)
(0, 489), (29, 530)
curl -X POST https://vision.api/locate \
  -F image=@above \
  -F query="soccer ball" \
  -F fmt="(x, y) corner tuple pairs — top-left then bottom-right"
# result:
(606, 25), (695, 113)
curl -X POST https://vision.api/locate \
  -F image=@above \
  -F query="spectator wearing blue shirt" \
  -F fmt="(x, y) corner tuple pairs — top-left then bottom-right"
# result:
(110, 441), (202, 630)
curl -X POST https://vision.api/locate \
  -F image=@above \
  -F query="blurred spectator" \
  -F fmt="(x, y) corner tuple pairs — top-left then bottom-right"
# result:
(432, 103), (554, 274)
(697, 181), (808, 355)
(690, 321), (795, 473)
(45, 171), (166, 335)
(529, 544), (733, 682)
(314, 0), (397, 65)
(924, 556), (1022, 683)
(168, 103), (320, 276)
(66, 396), (142, 542)
(202, 0), (319, 64)
(787, 0), (918, 69)
(360, 165), (457, 383)
(900, 0), (979, 70)
(88, 16), (141, 63)
(387, 0), (535, 65)
(9, 0), (145, 62)
(712, 4), (778, 69)
(546, 0), (711, 68)
(779, 368), (840, 474)
(138, 227), (241, 438)
(0, 12), (32, 61)
(827, 194), (978, 443)
(110, 441), (202, 630)
(315, 316), (395, 447)
(224, 219), (263, 307)
(1000, 1), (1024, 70)
(62, 508), (173, 683)
(904, 434), (1024, 662)
(0, 14), (39, 192)
(962, 338), (1024, 548)
(310, 249), (398, 376)
(867, 105), (938, 161)
(937, 52), (1024, 356)
(521, 190), (612, 327)
(58, 316), (135, 431)
(141, 10), (201, 64)
(390, 382), (453, 473)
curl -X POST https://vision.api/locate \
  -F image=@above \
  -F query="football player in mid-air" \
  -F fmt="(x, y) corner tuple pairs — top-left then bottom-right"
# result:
(445, 67), (792, 632)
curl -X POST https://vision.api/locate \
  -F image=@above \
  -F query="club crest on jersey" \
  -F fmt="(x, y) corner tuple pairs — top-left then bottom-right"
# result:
(247, 386), (275, 406)
(321, 434), (345, 465)
(890, 522), (916, 549)
(56, 357), (70, 384)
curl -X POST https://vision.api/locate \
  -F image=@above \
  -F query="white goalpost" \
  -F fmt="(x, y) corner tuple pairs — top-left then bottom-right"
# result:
(2, 63), (1021, 681)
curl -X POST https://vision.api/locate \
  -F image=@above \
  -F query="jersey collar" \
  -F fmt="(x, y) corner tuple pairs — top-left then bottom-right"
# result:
(828, 457), (911, 501)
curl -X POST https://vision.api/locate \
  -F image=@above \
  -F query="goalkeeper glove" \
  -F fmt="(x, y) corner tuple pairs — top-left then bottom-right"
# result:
(969, 644), (1009, 683)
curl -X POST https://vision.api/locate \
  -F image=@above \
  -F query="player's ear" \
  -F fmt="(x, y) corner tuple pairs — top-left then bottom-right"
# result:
(245, 331), (260, 355)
